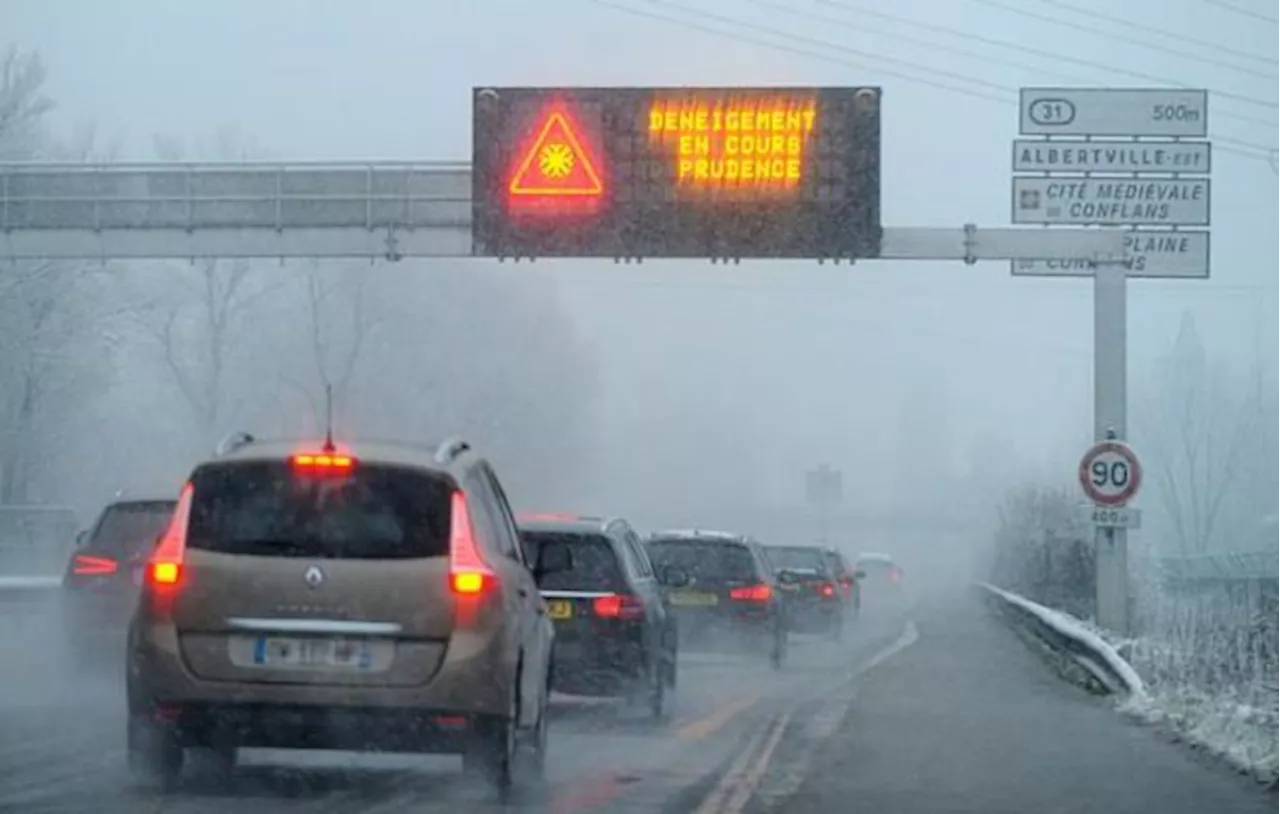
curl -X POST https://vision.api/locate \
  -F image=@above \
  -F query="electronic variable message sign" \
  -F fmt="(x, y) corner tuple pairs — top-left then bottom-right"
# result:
(471, 87), (882, 260)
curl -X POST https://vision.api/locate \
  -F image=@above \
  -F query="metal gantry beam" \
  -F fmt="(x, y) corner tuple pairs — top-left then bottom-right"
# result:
(1, 161), (1127, 263)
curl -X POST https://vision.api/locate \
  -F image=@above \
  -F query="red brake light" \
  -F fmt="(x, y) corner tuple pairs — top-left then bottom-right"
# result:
(148, 481), (193, 589)
(839, 575), (853, 587)
(819, 583), (836, 598)
(730, 584), (772, 602)
(72, 554), (119, 576)
(449, 490), (496, 595)
(291, 453), (355, 472)
(593, 593), (646, 620)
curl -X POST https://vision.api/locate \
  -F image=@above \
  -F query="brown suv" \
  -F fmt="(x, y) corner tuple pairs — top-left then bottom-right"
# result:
(125, 436), (564, 795)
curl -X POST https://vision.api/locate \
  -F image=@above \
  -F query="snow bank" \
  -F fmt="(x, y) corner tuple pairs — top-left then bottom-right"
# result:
(1125, 687), (1278, 787)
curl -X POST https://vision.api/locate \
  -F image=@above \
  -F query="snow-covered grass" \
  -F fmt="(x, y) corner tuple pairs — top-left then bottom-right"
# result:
(1123, 686), (1277, 788)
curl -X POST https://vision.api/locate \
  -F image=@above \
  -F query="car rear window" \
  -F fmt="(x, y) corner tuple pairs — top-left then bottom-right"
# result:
(646, 539), (759, 583)
(187, 461), (451, 559)
(519, 531), (624, 592)
(90, 501), (176, 557)
(767, 547), (827, 572)
(822, 551), (849, 575)
(857, 558), (897, 575)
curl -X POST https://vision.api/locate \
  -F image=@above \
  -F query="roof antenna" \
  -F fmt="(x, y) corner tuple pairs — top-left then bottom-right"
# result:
(322, 383), (336, 453)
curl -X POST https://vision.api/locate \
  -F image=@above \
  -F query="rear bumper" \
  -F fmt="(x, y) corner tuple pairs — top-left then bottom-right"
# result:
(128, 622), (518, 720)
(550, 637), (646, 696)
(159, 702), (475, 753)
(672, 607), (780, 650)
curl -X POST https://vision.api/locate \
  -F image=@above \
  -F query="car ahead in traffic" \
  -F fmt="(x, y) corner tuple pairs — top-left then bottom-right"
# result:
(763, 544), (846, 640)
(60, 497), (177, 665)
(643, 530), (787, 669)
(854, 552), (905, 609)
(126, 435), (567, 795)
(517, 513), (685, 719)
(820, 547), (861, 614)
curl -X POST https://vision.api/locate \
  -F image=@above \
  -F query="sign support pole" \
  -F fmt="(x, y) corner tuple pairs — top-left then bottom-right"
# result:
(1093, 262), (1130, 635)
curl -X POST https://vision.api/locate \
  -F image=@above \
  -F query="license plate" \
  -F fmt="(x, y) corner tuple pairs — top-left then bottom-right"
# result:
(546, 600), (573, 620)
(670, 590), (719, 607)
(251, 637), (372, 669)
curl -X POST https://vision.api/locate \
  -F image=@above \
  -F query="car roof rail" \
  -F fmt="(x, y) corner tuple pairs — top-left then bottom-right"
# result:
(434, 436), (471, 465)
(214, 431), (256, 457)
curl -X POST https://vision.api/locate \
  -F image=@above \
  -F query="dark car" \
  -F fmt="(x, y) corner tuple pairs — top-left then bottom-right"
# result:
(820, 547), (861, 613)
(517, 513), (682, 719)
(764, 545), (845, 640)
(643, 530), (787, 669)
(59, 497), (177, 665)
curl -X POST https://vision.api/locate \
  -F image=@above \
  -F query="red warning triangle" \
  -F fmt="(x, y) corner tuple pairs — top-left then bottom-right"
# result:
(508, 110), (604, 197)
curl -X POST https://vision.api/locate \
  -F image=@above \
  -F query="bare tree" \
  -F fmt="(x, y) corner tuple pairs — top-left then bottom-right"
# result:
(0, 48), (114, 502)
(1148, 312), (1264, 554)
(285, 261), (383, 433)
(125, 132), (282, 443)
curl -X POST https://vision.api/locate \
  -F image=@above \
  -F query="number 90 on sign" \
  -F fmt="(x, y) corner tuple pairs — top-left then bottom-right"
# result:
(1078, 441), (1142, 506)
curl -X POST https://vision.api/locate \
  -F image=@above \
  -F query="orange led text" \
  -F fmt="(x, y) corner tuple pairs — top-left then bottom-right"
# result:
(648, 98), (818, 190)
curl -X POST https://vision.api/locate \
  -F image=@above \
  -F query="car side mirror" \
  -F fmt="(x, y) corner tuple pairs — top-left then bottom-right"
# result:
(854, 569), (867, 580)
(659, 565), (690, 588)
(535, 545), (574, 578)
(776, 569), (799, 586)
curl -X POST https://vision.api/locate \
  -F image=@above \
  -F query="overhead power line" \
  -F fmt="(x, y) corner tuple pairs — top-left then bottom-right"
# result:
(599, 0), (1277, 162)
(1033, 0), (1277, 70)
(965, 0), (1277, 108)
(1203, 0), (1279, 25)
(810, 0), (1276, 128)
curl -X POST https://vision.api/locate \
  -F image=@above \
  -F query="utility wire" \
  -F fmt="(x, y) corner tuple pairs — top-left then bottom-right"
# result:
(1033, 0), (1277, 69)
(813, 0), (1277, 128)
(964, 0), (1276, 109)
(1203, 0), (1278, 25)
(603, 0), (1276, 162)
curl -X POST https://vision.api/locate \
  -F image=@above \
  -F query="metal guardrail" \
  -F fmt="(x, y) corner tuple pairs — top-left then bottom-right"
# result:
(982, 583), (1146, 698)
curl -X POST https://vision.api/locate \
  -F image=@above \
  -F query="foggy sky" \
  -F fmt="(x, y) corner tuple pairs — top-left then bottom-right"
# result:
(4, 0), (1276, 561)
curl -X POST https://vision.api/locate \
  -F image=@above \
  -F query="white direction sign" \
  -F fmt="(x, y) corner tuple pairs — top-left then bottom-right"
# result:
(1012, 140), (1210, 174)
(1012, 178), (1209, 226)
(1078, 441), (1143, 506)
(1012, 229), (1210, 278)
(1020, 88), (1208, 138)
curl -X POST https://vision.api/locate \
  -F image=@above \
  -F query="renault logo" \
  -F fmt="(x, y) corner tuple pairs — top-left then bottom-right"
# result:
(303, 566), (325, 589)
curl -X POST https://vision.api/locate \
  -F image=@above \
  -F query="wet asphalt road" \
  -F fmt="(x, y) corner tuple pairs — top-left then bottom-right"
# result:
(0, 592), (908, 813)
(0, 590), (1272, 813)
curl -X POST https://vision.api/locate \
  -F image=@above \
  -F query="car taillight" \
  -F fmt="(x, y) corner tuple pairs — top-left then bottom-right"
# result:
(291, 452), (356, 473)
(147, 481), (193, 596)
(818, 582), (836, 598)
(839, 575), (853, 587)
(730, 584), (772, 602)
(72, 554), (118, 576)
(593, 593), (646, 620)
(448, 490), (496, 596)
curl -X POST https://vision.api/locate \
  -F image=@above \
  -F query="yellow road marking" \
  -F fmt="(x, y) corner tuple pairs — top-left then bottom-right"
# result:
(723, 711), (792, 813)
(677, 691), (764, 741)
(691, 717), (774, 814)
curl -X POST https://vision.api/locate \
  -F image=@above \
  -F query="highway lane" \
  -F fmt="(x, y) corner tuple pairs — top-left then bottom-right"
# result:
(0, 592), (909, 813)
(756, 590), (1276, 814)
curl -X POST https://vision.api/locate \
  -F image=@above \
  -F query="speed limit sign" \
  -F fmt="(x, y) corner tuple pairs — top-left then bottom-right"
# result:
(1078, 441), (1142, 506)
